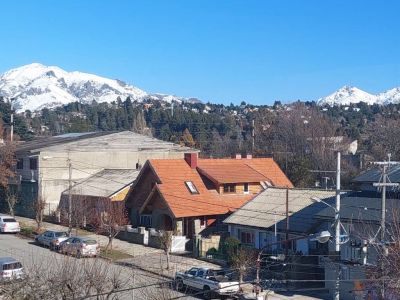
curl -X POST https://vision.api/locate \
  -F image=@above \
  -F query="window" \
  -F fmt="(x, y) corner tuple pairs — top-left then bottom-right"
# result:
(187, 268), (198, 276)
(17, 159), (24, 170)
(223, 183), (236, 193)
(2, 218), (17, 223)
(240, 231), (254, 245)
(2, 262), (22, 270)
(140, 214), (152, 227)
(244, 183), (249, 194)
(29, 158), (37, 170)
(185, 181), (199, 194)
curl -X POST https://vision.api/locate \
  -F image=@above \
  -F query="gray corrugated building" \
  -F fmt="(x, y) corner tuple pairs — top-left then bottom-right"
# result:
(11, 131), (195, 216)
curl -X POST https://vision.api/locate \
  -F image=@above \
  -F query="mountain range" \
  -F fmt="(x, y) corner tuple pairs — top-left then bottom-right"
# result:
(317, 85), (400, 106)
(0, 63), (196, 112)
(1, 63), (400, 111)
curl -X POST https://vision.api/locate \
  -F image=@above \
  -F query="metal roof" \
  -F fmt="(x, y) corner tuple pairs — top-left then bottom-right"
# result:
(224, 188), (336, 230)
(16, 131), (194, 155)
(315, 191), (400, 223)
(63, 169), (140, 198)
(353, 165), (400, 183)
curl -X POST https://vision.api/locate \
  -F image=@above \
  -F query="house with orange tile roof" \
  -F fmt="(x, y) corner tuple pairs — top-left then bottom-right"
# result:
(125, 153), (293, 239)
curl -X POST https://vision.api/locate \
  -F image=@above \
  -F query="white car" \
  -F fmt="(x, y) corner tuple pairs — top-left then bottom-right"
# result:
(35, 230), (69, 250)
(59, 236), (99, 258)
(0, 215), (20, 233)
(0, 257), (23, 280)
(175, 267), (239, 299)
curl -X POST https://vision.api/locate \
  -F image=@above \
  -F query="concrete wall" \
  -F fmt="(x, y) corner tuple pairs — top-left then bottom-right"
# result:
(117, 227), (147, 245)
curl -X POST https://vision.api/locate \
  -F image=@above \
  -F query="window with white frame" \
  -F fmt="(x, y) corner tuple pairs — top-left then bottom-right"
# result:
(244, 183), (249, 194)
(140, 214), (152, 227)
(185, 181), (199, 194)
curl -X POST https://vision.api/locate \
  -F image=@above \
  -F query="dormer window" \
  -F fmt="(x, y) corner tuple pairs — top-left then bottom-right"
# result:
(223, 183), (236, 193)
(244, 183), (249, 194)
(185, 181), (199, 194)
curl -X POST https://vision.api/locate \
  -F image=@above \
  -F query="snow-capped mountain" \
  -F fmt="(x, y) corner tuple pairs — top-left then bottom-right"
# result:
(0, 63), (189, 112)
(317, 85), (400, 106)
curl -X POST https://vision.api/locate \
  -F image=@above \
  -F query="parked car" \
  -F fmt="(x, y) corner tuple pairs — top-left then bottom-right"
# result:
(0, 214), (20, 233)
(35, 230), (69, 250)
(59, 236), (99, 258)
(175, 267), (239, 299)
(0, 257), (23, 280)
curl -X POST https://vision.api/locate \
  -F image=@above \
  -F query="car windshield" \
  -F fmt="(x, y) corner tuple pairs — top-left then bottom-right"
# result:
(2, 262), (22, 270)
(3, 218), (17, 222)
(83, 240), (97, 245)
(55, 232), (67, 237)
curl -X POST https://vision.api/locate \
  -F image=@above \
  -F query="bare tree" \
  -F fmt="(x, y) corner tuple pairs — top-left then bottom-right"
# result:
(1, 255), (133, 300)
(92, 199), (129, 251)
(363, 208), (400, 299)
(33, 196), (46, 231)
(229, 248), (255, 288)
(0, 142), (16, 190)
(4, 189), (18, 216)
(158, 230), (173, 270)
(138, 279), (181, 300)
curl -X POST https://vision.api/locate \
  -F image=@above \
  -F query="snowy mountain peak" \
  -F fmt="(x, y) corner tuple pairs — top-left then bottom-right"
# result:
(316, 85), (397, 106)
(0, 63), (187, 112)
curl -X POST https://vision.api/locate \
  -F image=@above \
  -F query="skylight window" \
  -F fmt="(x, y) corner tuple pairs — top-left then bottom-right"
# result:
(185, 181), (199, 194)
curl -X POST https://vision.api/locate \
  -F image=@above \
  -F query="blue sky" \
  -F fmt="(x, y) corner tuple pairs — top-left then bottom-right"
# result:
(1, 0), (400, 105)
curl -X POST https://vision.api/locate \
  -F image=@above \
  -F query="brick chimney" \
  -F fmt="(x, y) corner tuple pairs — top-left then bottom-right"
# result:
(184, 153), (198, 169)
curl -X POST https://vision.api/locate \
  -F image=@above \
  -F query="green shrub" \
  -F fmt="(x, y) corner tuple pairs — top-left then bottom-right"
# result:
(224, 237), (240, 264)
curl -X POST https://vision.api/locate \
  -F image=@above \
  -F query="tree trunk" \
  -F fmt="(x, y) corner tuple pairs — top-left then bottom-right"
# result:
(106, 234), (113, 252)
(166, 251), (170, 270)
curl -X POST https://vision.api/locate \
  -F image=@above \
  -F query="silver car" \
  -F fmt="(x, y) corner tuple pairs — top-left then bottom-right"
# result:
(0, 215), (20, 233)
(0, 257), (23, 280)
(59, 236), (99, 258)
(35, 230), (68, 250)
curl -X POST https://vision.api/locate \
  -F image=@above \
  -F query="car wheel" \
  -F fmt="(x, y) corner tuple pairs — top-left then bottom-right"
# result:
(203, 286), (212, 300)
(175, 279), (184, 291)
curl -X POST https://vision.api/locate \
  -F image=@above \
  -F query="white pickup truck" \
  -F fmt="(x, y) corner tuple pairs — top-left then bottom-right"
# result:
(175, 267), (239, 299)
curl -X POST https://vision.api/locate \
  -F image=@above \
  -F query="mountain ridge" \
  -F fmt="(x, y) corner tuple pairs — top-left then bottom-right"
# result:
(1, 63), (400, 111)
(317, 85), (400, 106)
(0, 63), (192, 112)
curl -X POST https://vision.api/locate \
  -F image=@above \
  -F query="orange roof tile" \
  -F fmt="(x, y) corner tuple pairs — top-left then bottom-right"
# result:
(197, 164), (267, 184)
(198, 158), (293, 188)
(145, 157), (292, 218)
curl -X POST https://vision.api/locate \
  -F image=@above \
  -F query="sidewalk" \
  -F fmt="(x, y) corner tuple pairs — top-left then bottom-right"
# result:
(15, 216), (220, 277)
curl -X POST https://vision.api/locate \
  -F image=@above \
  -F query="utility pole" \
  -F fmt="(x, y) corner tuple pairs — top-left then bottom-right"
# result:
(285, 188), (289, 256)
(10, 111), (13, 142)
(333, 151), (341, 300)
(372, 156), (399, 300)
(68, 157), (72, 236)
(373, 158), (399, 243)
(251, 119), (255, 153)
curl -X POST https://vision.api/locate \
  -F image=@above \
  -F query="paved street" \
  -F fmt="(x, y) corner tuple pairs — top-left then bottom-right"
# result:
(0, 233), (195, 300)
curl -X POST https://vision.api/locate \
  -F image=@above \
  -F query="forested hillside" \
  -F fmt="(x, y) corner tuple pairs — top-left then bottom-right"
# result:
(1, 96), (400, 187)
